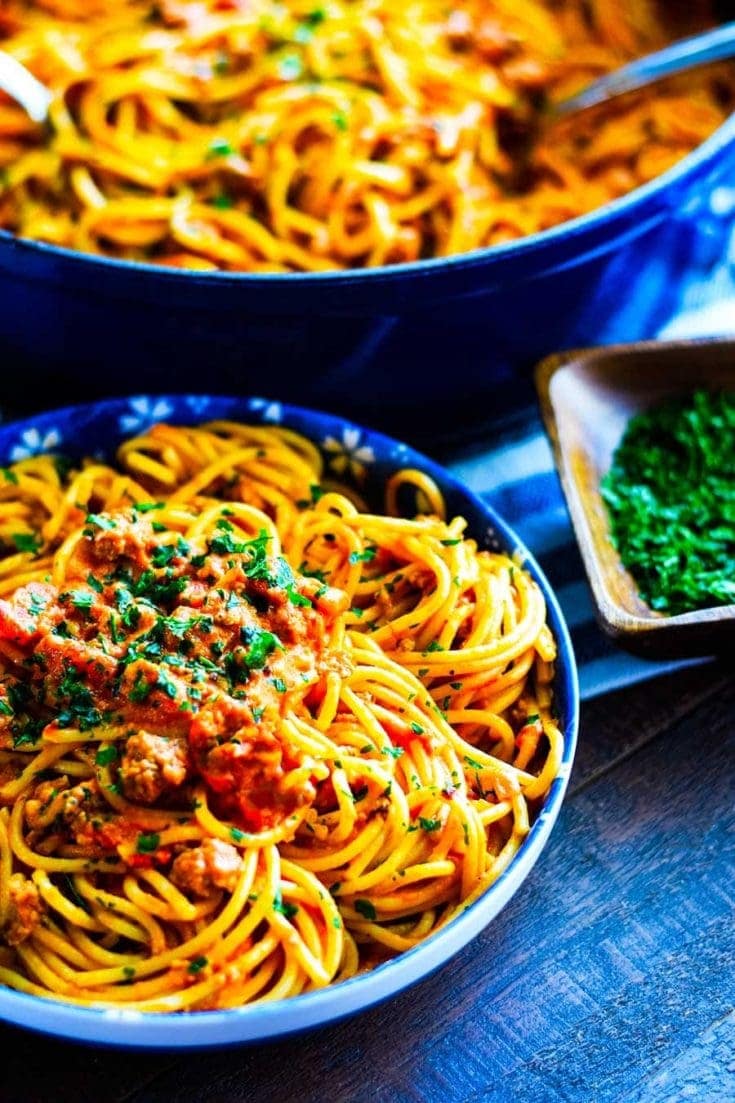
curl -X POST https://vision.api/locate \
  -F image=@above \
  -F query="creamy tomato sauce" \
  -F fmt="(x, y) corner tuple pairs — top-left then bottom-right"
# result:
(0, 510), (348, 835)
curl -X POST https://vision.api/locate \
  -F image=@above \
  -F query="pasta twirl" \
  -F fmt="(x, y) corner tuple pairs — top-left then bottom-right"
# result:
(0, 421), (561, 1011)
(0, 0), (731, 271)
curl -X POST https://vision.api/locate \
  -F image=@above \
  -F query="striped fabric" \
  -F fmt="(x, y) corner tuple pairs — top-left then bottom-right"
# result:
(448, 181), (735, 699)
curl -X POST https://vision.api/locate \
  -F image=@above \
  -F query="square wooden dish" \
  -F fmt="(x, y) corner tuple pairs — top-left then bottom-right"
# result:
(536, 338), (735, 658)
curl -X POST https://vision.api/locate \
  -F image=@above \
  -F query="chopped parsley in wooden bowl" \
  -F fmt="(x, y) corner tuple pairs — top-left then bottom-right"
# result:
(601, 390), (735, 616)
(536, 338), (735, 659)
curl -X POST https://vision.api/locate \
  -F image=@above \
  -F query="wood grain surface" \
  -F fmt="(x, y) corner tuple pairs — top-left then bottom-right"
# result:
(1, 661), (732, 1103)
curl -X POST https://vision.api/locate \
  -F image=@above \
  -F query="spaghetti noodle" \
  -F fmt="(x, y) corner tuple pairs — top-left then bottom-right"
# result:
(0, 1), (731, 270)
(0, 420), (562, 1012)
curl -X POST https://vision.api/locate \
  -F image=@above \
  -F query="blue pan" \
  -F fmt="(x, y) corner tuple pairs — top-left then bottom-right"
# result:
(0, 113), (733, 439)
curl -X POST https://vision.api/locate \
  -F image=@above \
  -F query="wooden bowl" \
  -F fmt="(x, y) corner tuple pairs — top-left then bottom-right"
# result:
(536, 338), (735, 658)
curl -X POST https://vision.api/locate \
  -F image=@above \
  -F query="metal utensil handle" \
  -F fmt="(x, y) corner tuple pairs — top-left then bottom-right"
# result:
(0, 51), (53, 123)
(555, 22), (735, 116)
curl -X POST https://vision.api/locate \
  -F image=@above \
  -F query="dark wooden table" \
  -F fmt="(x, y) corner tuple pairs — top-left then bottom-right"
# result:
(1, 660), (733, 1103)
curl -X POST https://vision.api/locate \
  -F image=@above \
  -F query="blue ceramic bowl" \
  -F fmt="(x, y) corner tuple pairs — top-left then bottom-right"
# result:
(0, 395), (579, 1048)
(0, 111), (734, 439)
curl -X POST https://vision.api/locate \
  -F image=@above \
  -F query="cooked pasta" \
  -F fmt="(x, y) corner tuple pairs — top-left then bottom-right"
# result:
(0, 0), (731, 270)
(0, 420), (561, 1011)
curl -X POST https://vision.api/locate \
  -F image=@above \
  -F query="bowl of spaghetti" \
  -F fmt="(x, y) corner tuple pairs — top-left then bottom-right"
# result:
(0, 2), (733, 435)
(0, 394), (578, 1047)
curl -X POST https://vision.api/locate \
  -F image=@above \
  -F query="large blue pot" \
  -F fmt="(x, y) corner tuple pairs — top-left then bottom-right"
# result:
(0, 113), (733, 439)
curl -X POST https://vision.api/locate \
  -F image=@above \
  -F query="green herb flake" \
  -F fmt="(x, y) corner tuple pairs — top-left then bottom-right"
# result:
(136, 832), (160, 854)
(273, 891), (298, 919)
(354, 899), (376, 921)
(156, 669), (178, 700)
(286, 587), (312, 608)
(207, 137), (234, 159)
(188, 956), (208, 974)
(11, 532), (41, 554)
(86, 513), (116, 531)
(67, 590), (94, 611)
(349, 547), (377, 565)
(601, 389), (735, 615)
(95, 744), (118, 767)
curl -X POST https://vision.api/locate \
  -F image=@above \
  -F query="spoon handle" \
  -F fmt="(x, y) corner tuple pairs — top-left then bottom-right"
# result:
(0, 51), (53, 123)
(555, 22), (735, 117)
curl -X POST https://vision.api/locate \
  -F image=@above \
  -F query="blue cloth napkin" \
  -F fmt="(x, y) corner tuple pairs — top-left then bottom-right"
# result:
(448, 182), (735, 699)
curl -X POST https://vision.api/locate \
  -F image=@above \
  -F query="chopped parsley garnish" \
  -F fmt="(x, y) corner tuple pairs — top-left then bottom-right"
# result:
(270, 677), (287, 694)
(230, 827), (245, 842)
(156, 669), (178, 700)
(135, 502), (164, 513)
(133, 569), (187, 607)
(56, 663), (102, 730)
(151, 538), (189, 568)
(601, 389), (735, 614)
(63, 589), (94, 611)
(418, 817), (442, 832)
(273, 891), (299, 919)
(85, 514), (117, 532)
(354, 899), (376, 920)
(12, 718), (44, 748)
(188, 956), (208, 974)
(351, 784), (369, 802)
(0, 466), (18, 484)
(11, 532), (41, 554)
(286, 587), (312, 607)
(207, 137), (234, 159)
(225, 627), (283, 684)
(136, 832), (160, 854)
(348, 547), (377, 565)
(410, 721), (425, 734)
(115, 586), (141, 631)
(440, 538), (462, 546)
(129, 671), (153, 703)
(95, 744), (118, 766)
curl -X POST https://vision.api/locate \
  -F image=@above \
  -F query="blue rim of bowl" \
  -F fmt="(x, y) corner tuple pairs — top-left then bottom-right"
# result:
(0, 110), (733, 287)
(0, 395), (579, 1048)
